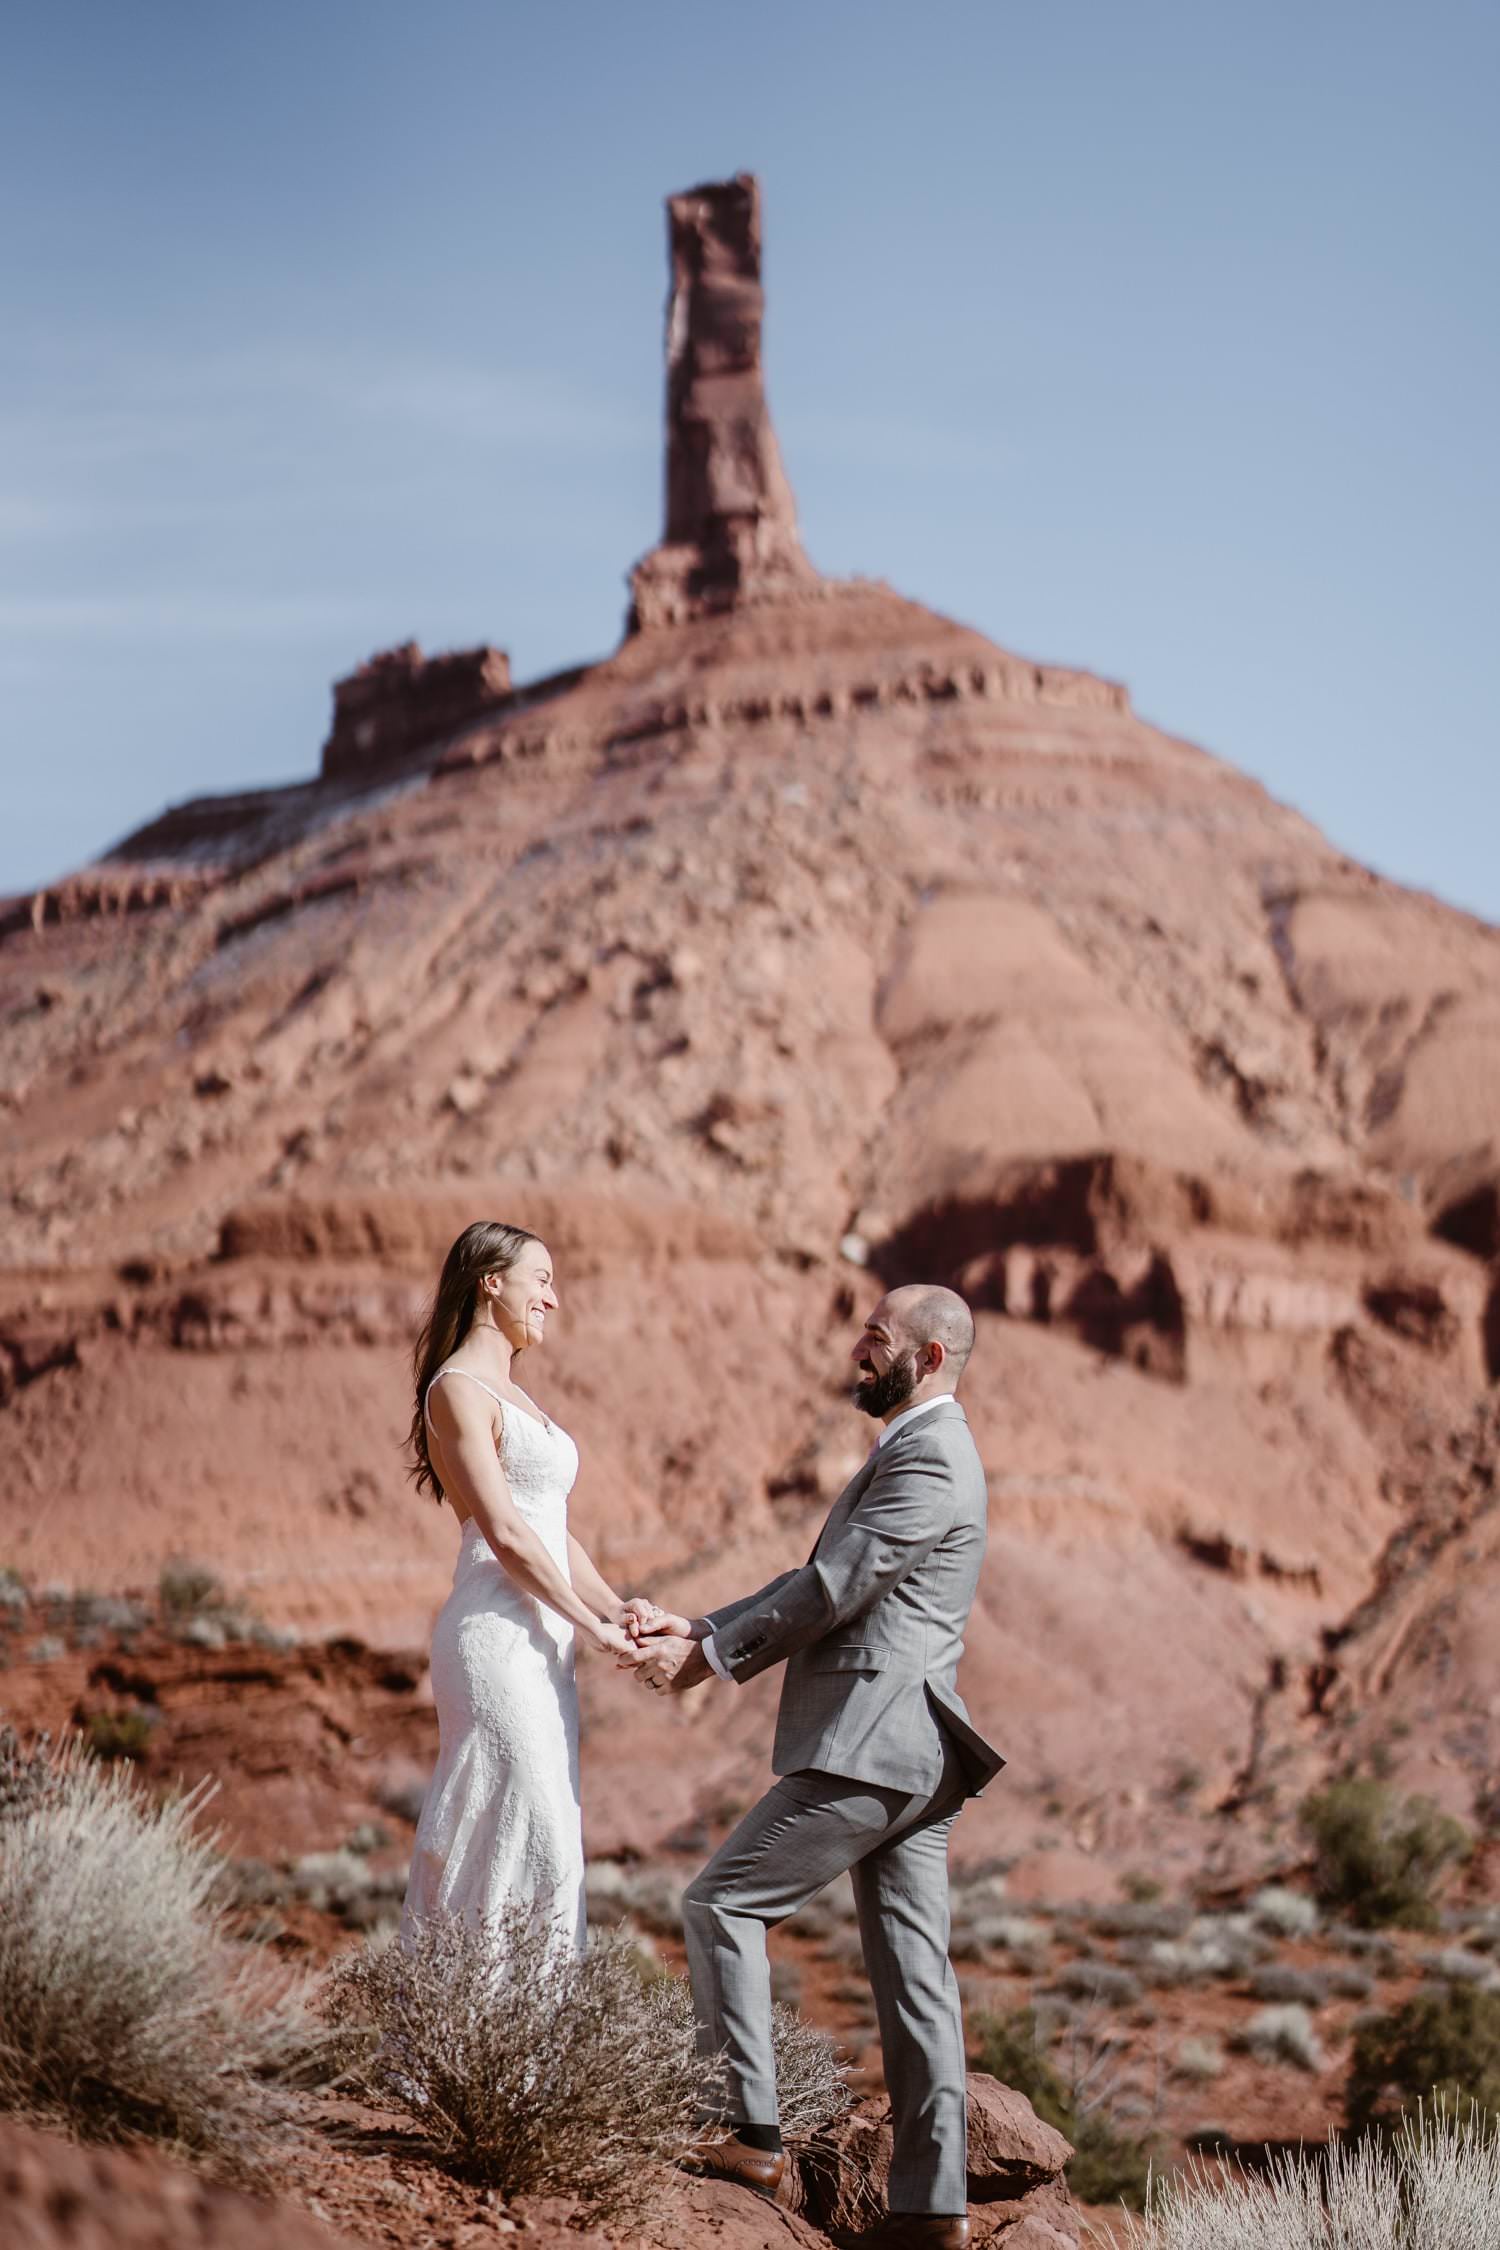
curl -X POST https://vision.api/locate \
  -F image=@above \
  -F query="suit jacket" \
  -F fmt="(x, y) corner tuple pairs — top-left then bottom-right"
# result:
(703, 1399), (1005, 1799)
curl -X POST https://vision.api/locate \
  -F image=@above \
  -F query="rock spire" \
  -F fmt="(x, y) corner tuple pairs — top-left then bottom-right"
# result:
(628, 173), (818, 633)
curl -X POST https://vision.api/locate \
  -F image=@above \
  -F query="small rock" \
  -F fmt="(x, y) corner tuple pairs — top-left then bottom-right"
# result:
(966, 2074), (1074, 2193)
(444, 1073), (486, 1116)
(797, 2078), (1076, 2241)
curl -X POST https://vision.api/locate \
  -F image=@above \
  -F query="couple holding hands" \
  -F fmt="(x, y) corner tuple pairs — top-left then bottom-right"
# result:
(398, 1220), (1003, 2250)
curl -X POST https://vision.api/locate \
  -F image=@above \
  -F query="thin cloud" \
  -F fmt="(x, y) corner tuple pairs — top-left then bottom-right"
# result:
(0, 592), (375, 641)
(0, 336), (650, 546)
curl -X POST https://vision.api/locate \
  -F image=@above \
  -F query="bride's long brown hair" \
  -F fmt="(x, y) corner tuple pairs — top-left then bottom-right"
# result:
(408, 1220), (540, 1501)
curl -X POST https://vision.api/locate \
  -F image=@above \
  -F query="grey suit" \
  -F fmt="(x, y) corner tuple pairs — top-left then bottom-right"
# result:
(683, 1399), (1004, 2216)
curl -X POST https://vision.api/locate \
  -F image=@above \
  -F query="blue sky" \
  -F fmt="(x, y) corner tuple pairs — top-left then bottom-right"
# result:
(2, 0), (1496, 918)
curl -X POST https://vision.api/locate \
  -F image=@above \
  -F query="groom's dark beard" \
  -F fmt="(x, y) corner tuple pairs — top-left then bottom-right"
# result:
(853, 1350), (919, 1419)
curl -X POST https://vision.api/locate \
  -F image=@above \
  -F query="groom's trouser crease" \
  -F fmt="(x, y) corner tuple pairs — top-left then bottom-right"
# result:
(682, 1739), (968, 2216)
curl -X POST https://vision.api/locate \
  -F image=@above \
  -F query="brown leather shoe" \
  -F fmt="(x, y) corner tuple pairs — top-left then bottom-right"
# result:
(679, 2126), (787, 2199)
(871, 2219), (970, 2250)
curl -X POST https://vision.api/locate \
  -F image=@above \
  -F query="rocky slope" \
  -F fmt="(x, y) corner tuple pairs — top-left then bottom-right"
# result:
(2, 173), (1497, 1888)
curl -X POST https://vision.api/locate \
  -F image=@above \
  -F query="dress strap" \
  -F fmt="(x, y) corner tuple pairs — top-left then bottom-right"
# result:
(424, 1366), (509, 1423)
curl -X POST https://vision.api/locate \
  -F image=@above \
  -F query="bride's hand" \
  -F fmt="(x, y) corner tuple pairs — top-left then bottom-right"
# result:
(621, 1597), (693, 1640)
(586, 1619), (643, 1661)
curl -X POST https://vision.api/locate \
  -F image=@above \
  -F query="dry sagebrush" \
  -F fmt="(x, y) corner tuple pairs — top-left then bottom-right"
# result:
(0, 1744), (324, 2167)
(1124, 2106), (1500, 2250)
(326, 1907), (851, 2221)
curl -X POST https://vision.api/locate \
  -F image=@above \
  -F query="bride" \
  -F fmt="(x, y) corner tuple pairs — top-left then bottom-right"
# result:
(399, 1219), (655, 1954)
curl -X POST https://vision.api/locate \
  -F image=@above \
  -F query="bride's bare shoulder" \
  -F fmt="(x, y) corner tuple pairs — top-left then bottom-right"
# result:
(425, 1362), (506, 1426)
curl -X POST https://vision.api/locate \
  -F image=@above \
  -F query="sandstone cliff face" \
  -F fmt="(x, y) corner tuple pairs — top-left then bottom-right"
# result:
(1, 176), (1496, 1884)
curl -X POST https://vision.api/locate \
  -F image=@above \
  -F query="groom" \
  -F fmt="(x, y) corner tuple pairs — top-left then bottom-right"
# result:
(633, 1284), (1003, 2250)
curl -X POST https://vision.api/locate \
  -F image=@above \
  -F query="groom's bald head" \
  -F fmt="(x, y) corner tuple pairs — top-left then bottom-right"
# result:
(882, 1285), (975, 1388)
(850, 1282), (976, 1420)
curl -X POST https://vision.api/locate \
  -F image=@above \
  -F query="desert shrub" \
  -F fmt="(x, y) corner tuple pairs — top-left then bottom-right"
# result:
(1330, 1922), (1401, 1966)
(585, 1860), (685, 1936)
(376, 1766), (429, 1825)
(1249, 1963), (1328, 2007)
(950, 1910), (1049, 1967)
(1249, 1885), (1320, 1939)
(756, 1988), (855, 2142)
(158, 1558), (225, 1615)
(1085, 1901), (1193, 1940)
(73, 1593), (149, 1635)
(1299, 1781), (1471, 1930)
(326, 1911), (850, 2221)
(155, 1556), (256, 1647)
(1346, 1985), (1500, 2132)
(224, 1857), (288, 1911)
(1182, 1913), (1270, 1977)
(1122, 1936), (1237, 1988)
(617, 1867), (685, 1937)
(292, 1847), (375, 1912)
(82, 1709), (156, 1763)
(1121, 1871), (1164, 1904)
(1173, 2037), (1225, 2083)
(0, 1750), (322, 2164)
(1051, 1961), (1142, 2008)
(972, 2006), (1154, 2210)
(1233, 2003), (1324, 2073)
(986, 1913), (1050, 1954)
(287, 1846), (407, 1931)
(326, 1910), (703, 2219)
(0, 1725), (65, 1823)
(1123, 2104), (1500, 2247)
(1420, 1947), (1498, 1988)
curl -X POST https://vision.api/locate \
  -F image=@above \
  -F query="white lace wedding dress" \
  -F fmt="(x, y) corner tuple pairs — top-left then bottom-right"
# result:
(399, 1368), (586, 1956)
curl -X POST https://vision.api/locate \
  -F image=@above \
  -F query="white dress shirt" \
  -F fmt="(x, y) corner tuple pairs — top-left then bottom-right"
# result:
(700, 1394), (959, 1681)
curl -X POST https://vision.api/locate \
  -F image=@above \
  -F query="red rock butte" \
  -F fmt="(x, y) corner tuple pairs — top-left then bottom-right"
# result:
(2, 173), (1499, 1886)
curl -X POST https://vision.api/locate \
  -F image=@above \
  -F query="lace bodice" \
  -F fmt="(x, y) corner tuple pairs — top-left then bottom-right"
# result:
(490, 1394), (579, 1538)
(425, 1366), (578, 1568)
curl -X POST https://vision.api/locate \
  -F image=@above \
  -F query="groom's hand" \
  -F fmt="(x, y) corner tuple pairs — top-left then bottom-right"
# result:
(621, 1598), (693, 1641)
(636, 1632), (710, 1695)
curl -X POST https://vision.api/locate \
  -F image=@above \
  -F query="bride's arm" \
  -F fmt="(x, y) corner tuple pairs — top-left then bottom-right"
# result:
(428, 1384), (637, 1656)
(566, 1534), (627, 1626)
(568, 1535), (691, 1641)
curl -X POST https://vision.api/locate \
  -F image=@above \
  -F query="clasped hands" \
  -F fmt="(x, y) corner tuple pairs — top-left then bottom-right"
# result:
(607, 1598), (712, 1695)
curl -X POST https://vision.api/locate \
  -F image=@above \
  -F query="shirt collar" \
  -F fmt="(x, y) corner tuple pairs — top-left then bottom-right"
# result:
(877, 1395), (959, 1449)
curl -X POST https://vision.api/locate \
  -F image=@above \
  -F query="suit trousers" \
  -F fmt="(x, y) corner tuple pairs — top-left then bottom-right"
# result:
(682, 1738), (969, 2216)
